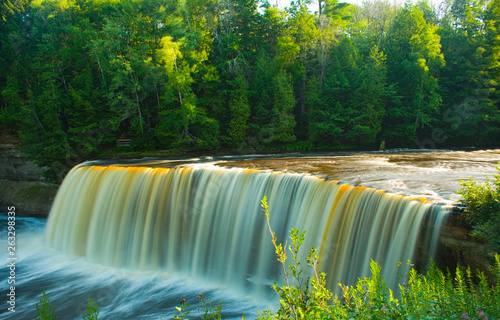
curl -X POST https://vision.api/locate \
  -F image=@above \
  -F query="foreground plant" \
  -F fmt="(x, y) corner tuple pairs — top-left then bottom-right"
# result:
(35, 292), (99, 320)
(173, 298), (191, 320)
(258, 196), (500, 319)
(198, 293), (223, 320)
(258, 196), (345, 319)
(172, 293), (237, 320)
(82, 297), (99, 320)
(35, 291), (58, 320)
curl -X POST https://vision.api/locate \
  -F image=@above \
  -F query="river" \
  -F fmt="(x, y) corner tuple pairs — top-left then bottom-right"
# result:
(214, 148), (500, 202)
(1, 149), (499, 319)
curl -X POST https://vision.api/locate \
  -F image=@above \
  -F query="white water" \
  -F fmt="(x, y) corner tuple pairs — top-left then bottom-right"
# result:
(44, 165), (449, 300)
(0, 216), (269, 319)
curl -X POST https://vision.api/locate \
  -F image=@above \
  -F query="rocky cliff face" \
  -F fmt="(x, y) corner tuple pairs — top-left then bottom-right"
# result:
(436, 212), (496, 275)
(0, 131), (59, 216)
(412, 208), (496, 281)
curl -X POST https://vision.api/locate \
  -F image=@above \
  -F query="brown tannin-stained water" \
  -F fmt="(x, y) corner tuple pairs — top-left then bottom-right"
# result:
(216, 149), (500, 202)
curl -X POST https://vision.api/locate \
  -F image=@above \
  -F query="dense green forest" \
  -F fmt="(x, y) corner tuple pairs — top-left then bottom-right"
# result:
(1, 0), (499, 179)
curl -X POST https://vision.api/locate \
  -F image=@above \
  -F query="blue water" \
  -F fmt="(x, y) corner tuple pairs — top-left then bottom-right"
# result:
(0, 215), (272, 319)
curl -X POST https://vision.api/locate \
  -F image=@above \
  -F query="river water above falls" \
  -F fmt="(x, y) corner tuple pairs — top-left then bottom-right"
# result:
(1, 149), (499, 319)
(102, 148), (500, 201)
(214, 149), (500, 202)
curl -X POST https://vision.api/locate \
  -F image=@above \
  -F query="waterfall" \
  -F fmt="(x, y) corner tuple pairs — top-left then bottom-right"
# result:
(45, 164), (449, 295)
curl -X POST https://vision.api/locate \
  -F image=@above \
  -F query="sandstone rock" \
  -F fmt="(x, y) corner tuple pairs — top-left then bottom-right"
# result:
(0, 179), (59, 216)
(0, 131), (59, 216)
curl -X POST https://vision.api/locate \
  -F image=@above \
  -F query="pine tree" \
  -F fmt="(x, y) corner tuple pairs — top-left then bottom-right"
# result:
(269, 69), (297, 144)
(382, 3), (444, 145)
(229, 74), (251, 146)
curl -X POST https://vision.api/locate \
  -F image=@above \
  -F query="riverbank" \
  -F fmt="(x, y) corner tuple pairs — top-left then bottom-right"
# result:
(0, 131), (59, 216)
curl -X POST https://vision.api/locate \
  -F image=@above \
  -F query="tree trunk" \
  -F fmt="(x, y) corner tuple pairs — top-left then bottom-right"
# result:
(133, 77), (144, 134)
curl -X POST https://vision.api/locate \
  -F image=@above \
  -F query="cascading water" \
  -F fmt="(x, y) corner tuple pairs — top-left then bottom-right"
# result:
(45, 163), (450, 296)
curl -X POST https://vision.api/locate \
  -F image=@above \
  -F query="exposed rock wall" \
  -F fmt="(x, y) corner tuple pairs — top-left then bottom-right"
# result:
(413, 208), (496, 280)
(0, 179), (59, 216)
(0, 131), (59, 216)
(436, 213), (496, 274)
(0, 133), (45, 182)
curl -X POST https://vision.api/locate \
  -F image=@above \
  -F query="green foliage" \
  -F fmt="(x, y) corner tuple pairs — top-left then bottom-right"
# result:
(259, 196), (500, 319)
(458, 163), (500, 251)
(307, 38), (387, 146)
(82, 297), (99, 320)
(343, 256), (500, 319)
(437, 0), (500, 146)
(306, 75), (344, 145)
(229, 74), (251, 146)
(172, 294), (231, 320)
(173, 298), (191, 320)
(35, 292), (100, 320)
(259, 196), (343, 319)
(1, 0), (500, 169)
(269, 70), (296, 145)
(198, 293), (223, 320)
(35, 291), (58, 320)
(340, 260), (399, 319)
(382, 3), (444, 144)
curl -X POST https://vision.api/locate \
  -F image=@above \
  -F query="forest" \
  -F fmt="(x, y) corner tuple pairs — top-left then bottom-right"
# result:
(1, 0), (499, 180)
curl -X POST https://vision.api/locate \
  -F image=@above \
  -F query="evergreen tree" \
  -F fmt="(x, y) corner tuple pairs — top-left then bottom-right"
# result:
(438, 0), (500, 146)
(269, 69), (297, 144)
(229, 73), (251, 146)
(481, 0), (500, 142)
(1, 0), (499, 169)
(382, 3), (444, 145)
(345, 46), (387, 144)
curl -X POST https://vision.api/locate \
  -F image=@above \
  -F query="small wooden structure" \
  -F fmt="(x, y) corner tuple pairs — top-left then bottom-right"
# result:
(116, 134), (132, 147)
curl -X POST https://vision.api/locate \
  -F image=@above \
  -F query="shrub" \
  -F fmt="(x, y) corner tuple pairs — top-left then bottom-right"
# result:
(257, 196), (343, 319)
(82, 297), (99, 320)
(258, 196), (500, 320)
(35, 291), (58, 320)
(458, 163), (500, 251)
(198, 293), (224, 320)
(35, 292), (99, 320)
